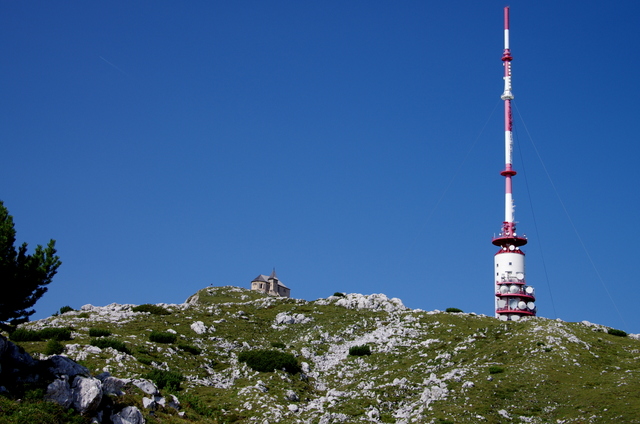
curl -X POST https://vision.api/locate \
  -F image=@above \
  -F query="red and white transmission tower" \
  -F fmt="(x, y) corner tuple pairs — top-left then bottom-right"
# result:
(492, 7), (536, 321)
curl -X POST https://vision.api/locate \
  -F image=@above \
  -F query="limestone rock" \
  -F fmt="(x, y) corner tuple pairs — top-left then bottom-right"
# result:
(275, 312), (312, 325)
(111, 406), (145, 424)
(191, 321), (208, 335)
(102, 376), (128, 396)
(46, 376), (73, 409)
(142, 396), (157, 410)
(285, 390), (299, 401)
(72, 376), (103, 414)
(48, 355), (90, 379)
(132, 378), (159, 395)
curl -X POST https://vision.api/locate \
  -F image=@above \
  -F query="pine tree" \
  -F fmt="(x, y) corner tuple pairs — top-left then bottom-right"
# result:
(0, 201), (61, 325)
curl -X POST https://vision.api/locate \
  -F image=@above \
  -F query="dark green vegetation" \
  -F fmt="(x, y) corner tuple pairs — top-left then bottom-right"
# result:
(608, 328), (627, 337)
(131, 304), (170, 315)
(238, 349), (301, 374)
(488, 365), (504, 374)
(3, 286), (640, 424)
(149, 330), (178, 344)
(44, 339), (65, 355)
(144, 369), (185, 391)
(445, 307), (463, 313)
(348, 344), (371, 356)
(0, 200), (61, 326)
(88, 327), (111, 338)
(10, 327), (72, 342)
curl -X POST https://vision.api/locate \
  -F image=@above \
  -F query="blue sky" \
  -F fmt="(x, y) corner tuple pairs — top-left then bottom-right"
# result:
(2, 1), (640, 333)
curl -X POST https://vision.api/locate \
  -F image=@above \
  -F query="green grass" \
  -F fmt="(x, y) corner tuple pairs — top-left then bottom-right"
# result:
(10, 285), (640, 424)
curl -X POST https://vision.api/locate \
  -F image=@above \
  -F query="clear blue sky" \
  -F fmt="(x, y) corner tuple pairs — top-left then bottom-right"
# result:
(2, 1), (639, 333)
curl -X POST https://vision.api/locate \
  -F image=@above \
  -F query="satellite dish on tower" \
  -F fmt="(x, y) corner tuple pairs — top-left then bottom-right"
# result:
(527, 301), (535, 310)
(525, 286), (534, 294)
(518, 301), (527, 310)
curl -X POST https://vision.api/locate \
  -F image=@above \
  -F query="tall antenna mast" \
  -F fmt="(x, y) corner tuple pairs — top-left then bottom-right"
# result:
(492, 7), (536, 321)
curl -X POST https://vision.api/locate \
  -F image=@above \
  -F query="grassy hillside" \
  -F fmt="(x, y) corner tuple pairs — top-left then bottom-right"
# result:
(4, 286), (640, 424)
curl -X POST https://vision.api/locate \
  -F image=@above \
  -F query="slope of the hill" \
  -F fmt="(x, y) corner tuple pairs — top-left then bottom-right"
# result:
(7, 286), (640, 424)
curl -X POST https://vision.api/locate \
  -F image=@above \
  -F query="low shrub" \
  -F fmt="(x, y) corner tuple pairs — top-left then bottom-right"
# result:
(270, 342), (286, 349)
(149, 331), (177, 344)
(238, 349), (301, 374)
(39, 327), (72, 341)
(349, 345), (371, 356)
(58, 306), (74, 314)
(445, 308), (463, 313)
(89, 328), (112, 338)
(9, 329), (42, 342)
(90, 338), (130, 354)
(9, 327), (72, 342)
(608, 328), (627, 337)
(333, 292), (346, 297)
(488, 366), (504, 374)
(177, 343), (202, 355)
(144, 369), (185, 391)
(44, 339), (65, 355)
(132, 304), (171, 315)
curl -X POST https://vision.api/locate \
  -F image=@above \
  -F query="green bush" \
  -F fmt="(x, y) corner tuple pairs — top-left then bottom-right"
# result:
(488, 366), (504, 374)
(608, 328), (627, 337)
(177, 343), (201, 355)
(238, 349), (301, 374)
(58, 306), (74, 314)
(39, 327), (72, 341)
(132, 304), (171, 315)
(144, 369), (185, 391)
(89, 328), (112, 338)
(90, 338), (130, 354)
(44, 339), (65, 355)
(270, 342), (286, 349)
(333, 292), (346, 297)
(349, 345), (371, 356)
(9, 327), (71, 342)
(9, 329), (42, 341)
(149, 331), (177, 344)
(445, 307), (463, 313)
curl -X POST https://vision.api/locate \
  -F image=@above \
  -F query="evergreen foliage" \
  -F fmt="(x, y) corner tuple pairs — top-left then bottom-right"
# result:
(144, 369), (185, 391)
(149, 330), (177, 344)
(44, 339), (65, 355)
(131, 304), (170, 315)
(177, 342), (201, 355)
(489, 366), (505, 374)
(608, 328), (627, 337)
(88, 328), (112, 338)
(0, 201), (61, 325)
(348, 344), (372, 356)
(445, 308), (463, 313)
(238, 349), (301, 374)
(58, 306), (74, 314)
(10, 327), (71, 341)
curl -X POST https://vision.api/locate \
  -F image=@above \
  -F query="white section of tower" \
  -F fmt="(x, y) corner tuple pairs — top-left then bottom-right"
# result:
(505, 193), (514, 224)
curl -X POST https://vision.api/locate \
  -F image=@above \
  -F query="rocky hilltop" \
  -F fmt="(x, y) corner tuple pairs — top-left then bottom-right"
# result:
(1, 286), (640, 424)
